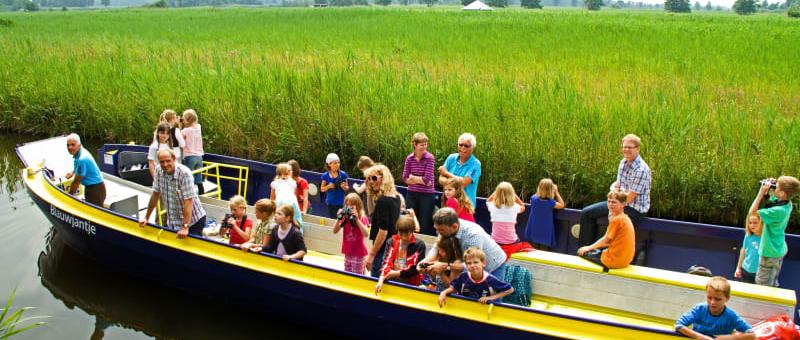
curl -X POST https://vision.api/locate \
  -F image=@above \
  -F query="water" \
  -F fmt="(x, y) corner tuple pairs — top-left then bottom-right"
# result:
(0, 134), (323, 339)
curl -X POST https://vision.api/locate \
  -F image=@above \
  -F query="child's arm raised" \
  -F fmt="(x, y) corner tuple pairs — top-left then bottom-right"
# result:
(554, 185), (566, 209)
(514, 195), (526, 214)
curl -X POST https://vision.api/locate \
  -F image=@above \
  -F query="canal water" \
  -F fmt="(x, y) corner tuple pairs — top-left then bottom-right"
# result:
(0, 133), (324, 339)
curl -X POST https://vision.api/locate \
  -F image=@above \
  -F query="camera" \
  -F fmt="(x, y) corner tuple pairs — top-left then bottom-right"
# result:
(760, 178), (777, 190)
(221, 213), (234, 228)
(400, 209), (410, 216)
(337, 207), (357, 224)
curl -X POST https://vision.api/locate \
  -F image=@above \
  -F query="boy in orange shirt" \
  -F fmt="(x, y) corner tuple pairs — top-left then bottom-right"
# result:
(577, 190), (635, 269)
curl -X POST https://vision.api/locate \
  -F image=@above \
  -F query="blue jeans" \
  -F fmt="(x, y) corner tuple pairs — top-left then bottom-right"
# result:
(491, 261), (507, 280)
(578, 201), (643, 247)
(183, 155), (204, 185)
(406, 191), (436, 236)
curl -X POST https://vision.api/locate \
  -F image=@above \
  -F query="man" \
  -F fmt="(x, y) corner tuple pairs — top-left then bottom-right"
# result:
(438, 133), (482, 207)
(577, 134), (651, 248)
(65, 133), (106, 207)
(139, 148), (207, 239)
(419, 208), (507, 279)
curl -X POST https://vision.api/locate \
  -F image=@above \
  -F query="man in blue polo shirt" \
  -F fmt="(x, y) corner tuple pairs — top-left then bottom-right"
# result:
(438, 132), (482, 207)
(65, 133), (106, 207)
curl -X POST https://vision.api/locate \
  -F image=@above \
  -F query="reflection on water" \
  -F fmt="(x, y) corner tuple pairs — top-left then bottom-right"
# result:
(1, 133), (327, 339)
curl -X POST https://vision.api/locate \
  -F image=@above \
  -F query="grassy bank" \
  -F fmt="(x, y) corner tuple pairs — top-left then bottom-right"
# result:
(0, 7), (799, 226)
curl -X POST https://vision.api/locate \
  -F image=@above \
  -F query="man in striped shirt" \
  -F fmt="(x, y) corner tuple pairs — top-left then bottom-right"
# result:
(577, 134), (651, 249)
(139, 148), (207, 238)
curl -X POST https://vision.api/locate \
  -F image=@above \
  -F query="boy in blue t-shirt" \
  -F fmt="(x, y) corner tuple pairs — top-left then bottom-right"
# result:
(438, 247), (514, 307)
(747, 175), (800, 287)
(675, 276), (754, 340)
(320, 153), (349, 218)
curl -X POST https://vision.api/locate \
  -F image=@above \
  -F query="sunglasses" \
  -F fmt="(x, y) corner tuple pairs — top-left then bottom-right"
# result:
(458, 143), (472, 148)
(368, 175), (381, 182)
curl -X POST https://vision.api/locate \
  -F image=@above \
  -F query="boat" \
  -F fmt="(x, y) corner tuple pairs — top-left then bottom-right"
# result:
(17, 136), (798, 339)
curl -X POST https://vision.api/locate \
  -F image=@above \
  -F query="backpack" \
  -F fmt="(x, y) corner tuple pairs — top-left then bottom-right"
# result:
(502, 264), (532, 307)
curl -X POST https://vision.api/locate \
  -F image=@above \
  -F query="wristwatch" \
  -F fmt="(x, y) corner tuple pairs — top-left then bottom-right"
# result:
(182, 223), (189, 229)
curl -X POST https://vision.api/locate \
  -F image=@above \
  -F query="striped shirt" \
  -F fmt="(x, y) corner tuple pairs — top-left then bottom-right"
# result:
(614, 155), (651, 214)
(429, 219), (506, 273)
(402, 151), (435, 194)
(153, 164), (206, 229)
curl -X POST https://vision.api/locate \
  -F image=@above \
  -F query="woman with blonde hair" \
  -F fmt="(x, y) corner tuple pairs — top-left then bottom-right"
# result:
(364, 164), (402, 278)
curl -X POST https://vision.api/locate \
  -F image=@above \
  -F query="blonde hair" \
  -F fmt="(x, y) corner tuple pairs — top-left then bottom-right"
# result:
(159, 109), (177, 124)
(445, 177), (474, 214)
(276, 163), (292, 177)
(365, 164), (398, 199)
(463, 247), (486, 262)
(229, 195), (246, 210)
(607, 190), (628, 204)
(255, 199), (276, 220)
(344, 193), (365, 218)
(412, 132), (429, 145)
(492, 182), (516, 208)
(277, 204), (301, 229)
(182, 109), (198, 126)
(396, 215), (416, 234)
(745, 212), (762, 237)
(777, 175), (800, 199)
(706, 276), (731, 298)
(536, 178), (556, 200)
(357, 156), (375, 171)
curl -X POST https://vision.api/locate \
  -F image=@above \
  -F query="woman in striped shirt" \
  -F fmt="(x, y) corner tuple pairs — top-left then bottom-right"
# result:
(402, 132), (436, 235)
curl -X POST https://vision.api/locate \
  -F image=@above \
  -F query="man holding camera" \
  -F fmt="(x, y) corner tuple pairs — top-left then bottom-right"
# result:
(139, 148), (207, 239)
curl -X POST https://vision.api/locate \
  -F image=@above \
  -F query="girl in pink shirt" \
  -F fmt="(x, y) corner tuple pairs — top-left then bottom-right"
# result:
(333, 193), (370, 274)
(443, 177), (475, 222)
(486, 182), (526, 245)
(181, 109), (205, 195)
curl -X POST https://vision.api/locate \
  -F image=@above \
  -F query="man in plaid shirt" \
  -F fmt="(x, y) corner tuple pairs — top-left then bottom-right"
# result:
(140, 148), (207, 238)
(577, 134), (651, 249)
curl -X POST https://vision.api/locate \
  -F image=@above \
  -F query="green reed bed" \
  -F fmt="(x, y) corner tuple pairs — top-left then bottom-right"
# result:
(0, 8), (799, 226)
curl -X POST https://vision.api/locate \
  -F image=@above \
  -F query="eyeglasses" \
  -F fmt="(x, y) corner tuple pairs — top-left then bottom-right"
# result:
(622, 145), (638, 150)
(458, 143), (472, 149)
(368, 175), (381, 182)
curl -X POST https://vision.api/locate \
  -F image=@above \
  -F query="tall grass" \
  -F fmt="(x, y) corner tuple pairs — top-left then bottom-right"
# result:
(0, 8), (798, 226)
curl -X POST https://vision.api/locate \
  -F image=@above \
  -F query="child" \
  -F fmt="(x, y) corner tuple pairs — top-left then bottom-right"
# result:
(443, 177), (475, 222)
(320, 153), (349, 219)
(181, 109), (205, 195)
(577, 190), (635, 269)
(288, 160), (309, 214)
(158, 109), (186, 164)
(333, 193), (370, 275)
(241, 199), (277, 252)
(748, 176), (800, 287)
(353, 156), (376, 216)
(427, 235), (463, 291)
(438, 247), (514, 307)
(734, 213), (762, 284)
(270, 163), (304, 231)
(375, 216), (427, 294)
(262, 205), (307, 261)
(147, 123), (171, 181)
(224, 195), (252, 246)
(486, 182), (526, 245)
(524, 178), (566, 249)
(675, 276), (754, 340)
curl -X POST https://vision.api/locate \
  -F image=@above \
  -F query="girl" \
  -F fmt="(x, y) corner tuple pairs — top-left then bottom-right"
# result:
(333, 193), (369, 274)
(320, 153), (349, 219)
(288, 160), (309, 214)
(225, 195), (253, 246)
(524, 178), (566, 249)
(181, 109), (204, 195)
(241, 199), (277, 252)
(262, 205), (307, 261)
(734, 213), (763, 284)
(353, 156), (375, 216)
(158, 109), (186, 164)
(486, 182), (526, 245)
(374, 216), (427, 294)
(147, 123), (171, 180)
(443, 177), (475, 222)
(427, 235), (463, 291)
(270, 163), (304, 231)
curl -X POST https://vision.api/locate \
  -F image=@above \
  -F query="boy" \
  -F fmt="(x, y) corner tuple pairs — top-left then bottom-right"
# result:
(577, 190), (635, 269)
(748, 175), (800, 286)
(438, 247), (514, 307)
(675, 276), (754, 340)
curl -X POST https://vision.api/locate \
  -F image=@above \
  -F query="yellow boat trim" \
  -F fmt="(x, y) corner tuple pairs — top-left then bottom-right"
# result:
(532, 295), (675, 330)
(25, 170), (682, 339)
(510, 250), (604, 273)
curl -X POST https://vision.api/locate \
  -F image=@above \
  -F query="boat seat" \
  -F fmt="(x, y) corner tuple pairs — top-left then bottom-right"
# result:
(511, 250), (604, 273)
(117, 151), (152, 187)
(108, 195), (139, 218)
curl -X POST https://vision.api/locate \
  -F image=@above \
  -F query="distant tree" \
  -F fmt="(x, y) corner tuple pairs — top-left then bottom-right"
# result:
(101, 0), (109, 5)
(23, 0), (39, 9)
(767, 2), (777, 8)
(521, 0), (541, 7)
(732, 0), (756, 13)
(486, 0), (506, 6)
(352, 0), (368, 4)
(584, 0), (601, 9)
(665, 0), (690, 11)
(375, 0), (390, 5)
(758, 0), (766, 8)
(419, 0), (435, 5)
(789, 0), (800, 15)
(692, 0), (699, 8)
(704, 0), (711, 8)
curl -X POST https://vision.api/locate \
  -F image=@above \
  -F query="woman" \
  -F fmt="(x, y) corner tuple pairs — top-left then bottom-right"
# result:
(364, 164), (402, 278)
(402, 132), (436, 235)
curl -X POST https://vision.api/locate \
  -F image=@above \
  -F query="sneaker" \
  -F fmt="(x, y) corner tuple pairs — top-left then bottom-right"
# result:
(570, 224), (581, 239)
